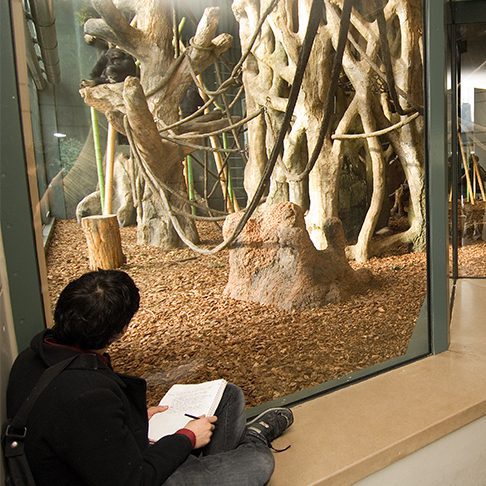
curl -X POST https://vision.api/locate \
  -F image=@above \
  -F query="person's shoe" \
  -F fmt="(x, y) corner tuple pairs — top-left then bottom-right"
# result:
(246, 407), (294, 447)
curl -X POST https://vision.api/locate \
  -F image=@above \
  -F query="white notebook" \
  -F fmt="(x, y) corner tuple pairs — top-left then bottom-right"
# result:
(148, 379), (227, 442)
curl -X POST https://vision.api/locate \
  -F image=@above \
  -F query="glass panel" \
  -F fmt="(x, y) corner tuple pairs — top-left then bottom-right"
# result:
(17, 0), (429, 410)
(453, 23), (486, 277)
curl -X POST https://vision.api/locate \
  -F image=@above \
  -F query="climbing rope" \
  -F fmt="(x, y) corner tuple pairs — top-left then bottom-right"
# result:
(123, 0), (325, 254)
(167, 108), (263, 140)
(372, 0), (421, 116)
(277, 0), (355, 183)
(123, 0), (423, 253)
(332, 111), (420, 140)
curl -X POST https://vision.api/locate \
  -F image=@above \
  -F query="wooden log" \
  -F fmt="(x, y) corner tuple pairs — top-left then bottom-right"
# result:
(81, 215), (126, 270)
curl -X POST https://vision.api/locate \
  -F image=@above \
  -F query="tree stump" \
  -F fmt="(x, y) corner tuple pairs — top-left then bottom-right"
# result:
(81, 215), (126, 270)
(223, 203), (372, 310)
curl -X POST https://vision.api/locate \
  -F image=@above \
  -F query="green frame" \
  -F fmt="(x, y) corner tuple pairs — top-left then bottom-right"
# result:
(425, 0), (450, 353)
(1, 0), (46, 350)
(0, 0), (452, 409)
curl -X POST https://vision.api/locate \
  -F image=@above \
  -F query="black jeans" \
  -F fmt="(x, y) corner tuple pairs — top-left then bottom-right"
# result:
(163, 384), (274, 485)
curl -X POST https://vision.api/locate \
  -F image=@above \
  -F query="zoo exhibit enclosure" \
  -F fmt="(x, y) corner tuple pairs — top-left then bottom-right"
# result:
(10, 0), (462, 410)
(448, 7), (486, 280)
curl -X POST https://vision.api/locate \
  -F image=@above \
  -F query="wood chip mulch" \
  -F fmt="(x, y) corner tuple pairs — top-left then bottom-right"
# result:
(46, 219), (432, 408)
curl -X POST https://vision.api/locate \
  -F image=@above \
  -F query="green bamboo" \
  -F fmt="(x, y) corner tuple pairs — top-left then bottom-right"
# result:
(90, 107), (105, 213)
(186, 155), (196, 215)
(222, 133), (237, 209)
(178, 17), (186, 37)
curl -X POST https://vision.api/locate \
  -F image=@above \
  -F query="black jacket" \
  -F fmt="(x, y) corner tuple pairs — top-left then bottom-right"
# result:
(6, 330), (192, 486)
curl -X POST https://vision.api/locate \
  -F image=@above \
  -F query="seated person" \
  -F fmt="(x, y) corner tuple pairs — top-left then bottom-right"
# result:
(6, 269), (293, 485)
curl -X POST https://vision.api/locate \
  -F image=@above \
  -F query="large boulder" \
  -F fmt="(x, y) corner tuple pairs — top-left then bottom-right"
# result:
(223, 202), (371, 310)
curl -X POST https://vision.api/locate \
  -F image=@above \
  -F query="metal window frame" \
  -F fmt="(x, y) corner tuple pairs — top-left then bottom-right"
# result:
(1, 0), (49, 351)
(0, 0), (453, 407)
(425, 0), (450, 354)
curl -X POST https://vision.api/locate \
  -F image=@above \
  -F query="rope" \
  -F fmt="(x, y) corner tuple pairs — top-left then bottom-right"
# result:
(126, 118), (234, 254)
(168, 108), (263, 139)
(373, 0), (420, 116)
(280, 0), (355, 183)
(346, 29), (423, 113)
(158, 90), (219, 133)
(331, 111), (420, 139)
(171, 206), (227, 222)
(203, 0), (280, 97)
(218, 0), (326, 240)
(189, 36), (213, 52)
(125, 118), (229, 216)
(228, 85), (245, 111)
(159, 134), (245, 153)
(122, 0), (323, 254)
(152, 0), (278, 129)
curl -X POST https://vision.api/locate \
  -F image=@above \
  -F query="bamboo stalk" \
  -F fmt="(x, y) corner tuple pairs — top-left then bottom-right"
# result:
(472, 155), (486, 202)
(90, 107), (105, 213)
(458, 132), (474, 205)
(473, 156), (477, 197)
(186, 155), (196, 215)
(222, 132), (239, 211)
(196, 75), (234, 212)
(104, 123), (117, 215)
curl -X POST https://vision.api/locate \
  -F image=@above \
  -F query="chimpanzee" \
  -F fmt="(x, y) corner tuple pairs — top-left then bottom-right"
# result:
(89, 47), (137, 85)
(81, 47), (138, 145)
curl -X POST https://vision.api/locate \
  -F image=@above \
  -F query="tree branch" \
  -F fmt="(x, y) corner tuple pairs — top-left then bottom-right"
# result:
(84, 19), (120, 48)
(91, 0), (143, 55)
(123, 77), (183, 183)
(79, 83), (126, 133)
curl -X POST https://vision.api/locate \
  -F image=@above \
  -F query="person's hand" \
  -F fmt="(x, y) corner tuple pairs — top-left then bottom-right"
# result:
(147, 405), (168, 420)
(184, 416), (218, 448)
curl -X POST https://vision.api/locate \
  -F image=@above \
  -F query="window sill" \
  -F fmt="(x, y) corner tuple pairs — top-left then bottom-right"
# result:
(270, 279), (486, 485)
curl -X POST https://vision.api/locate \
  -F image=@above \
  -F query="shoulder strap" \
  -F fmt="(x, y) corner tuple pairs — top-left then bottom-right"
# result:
(8, 355), (79, 433)
(3, 353), (99, 486)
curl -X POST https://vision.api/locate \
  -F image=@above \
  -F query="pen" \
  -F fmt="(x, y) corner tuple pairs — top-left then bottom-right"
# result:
(184, 413), (200, 420)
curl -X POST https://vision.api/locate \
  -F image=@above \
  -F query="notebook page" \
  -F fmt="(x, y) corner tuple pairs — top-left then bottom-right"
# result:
(158, 379), (227, 417)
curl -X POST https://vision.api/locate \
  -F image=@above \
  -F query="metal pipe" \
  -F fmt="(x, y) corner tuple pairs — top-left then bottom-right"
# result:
(27, 0), (60, 84)
(24, 16), (47, 90)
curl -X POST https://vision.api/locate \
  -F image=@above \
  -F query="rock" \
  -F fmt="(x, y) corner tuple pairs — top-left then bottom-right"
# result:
(76, 151), (136, 227)
(223, 202), (371, 310)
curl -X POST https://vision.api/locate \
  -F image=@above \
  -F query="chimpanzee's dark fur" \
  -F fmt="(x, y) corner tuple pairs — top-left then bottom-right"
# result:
(90, 48), (137, 85)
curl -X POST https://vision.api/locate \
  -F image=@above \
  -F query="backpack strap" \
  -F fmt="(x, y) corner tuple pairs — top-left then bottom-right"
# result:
(4, 354), (80, 458)
(3, 353), (101, 486)
(6, 353), (102, 439)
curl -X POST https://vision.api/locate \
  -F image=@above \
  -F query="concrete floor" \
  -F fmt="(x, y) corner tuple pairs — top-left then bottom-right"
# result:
(270, 279), (486, 485)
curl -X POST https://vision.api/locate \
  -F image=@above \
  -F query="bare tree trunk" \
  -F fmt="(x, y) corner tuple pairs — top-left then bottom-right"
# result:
(347, 99), (386, 262)
(233, 0), (424, 261)
(305, 138), (339, 250)
(368, 0), (426, 255)
(80, 1), (232, 248)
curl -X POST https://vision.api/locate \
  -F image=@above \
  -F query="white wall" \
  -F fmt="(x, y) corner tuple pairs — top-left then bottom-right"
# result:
(0, 229), (18, 484)
(356, 416), (486, 486)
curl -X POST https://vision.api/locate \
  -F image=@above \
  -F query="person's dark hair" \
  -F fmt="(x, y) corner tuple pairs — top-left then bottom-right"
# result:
(52, 270), (140, 350)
